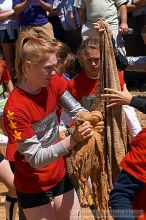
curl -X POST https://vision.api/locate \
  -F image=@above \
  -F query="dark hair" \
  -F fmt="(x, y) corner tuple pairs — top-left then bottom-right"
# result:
(51, 39), (75, 74)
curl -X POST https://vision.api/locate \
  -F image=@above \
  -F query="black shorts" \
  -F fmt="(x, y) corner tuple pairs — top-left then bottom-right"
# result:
(0, 29), (18, 43)
(16, 174), (74, 209)
(0, 153), (4, 162)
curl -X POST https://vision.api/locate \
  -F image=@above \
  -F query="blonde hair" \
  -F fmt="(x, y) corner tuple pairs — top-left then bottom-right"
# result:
(15, 32), (55, 80)
(51, 39), (75, 74)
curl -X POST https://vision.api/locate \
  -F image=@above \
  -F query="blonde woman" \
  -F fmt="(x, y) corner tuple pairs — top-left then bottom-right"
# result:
(3, 32), (96, 220)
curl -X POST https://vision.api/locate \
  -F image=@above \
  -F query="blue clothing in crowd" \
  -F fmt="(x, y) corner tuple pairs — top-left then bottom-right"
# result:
(13, 0), (54, 26)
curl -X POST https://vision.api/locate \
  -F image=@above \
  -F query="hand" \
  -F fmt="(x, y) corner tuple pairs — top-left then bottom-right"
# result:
(94, 20), (112, 36)
(94, 121), (104, 134)
(72, 121), (93, 143)
(119, 23), (129, 34)
(101, 84), (133, 107)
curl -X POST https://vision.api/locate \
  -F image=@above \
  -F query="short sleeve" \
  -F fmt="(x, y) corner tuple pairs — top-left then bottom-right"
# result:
(4, 106), (35, 144)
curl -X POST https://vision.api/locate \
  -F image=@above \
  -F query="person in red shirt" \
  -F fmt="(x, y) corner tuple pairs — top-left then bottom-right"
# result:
(101, 89), (146, 220)
(68, 37), (142, 139)
(109, 128), (146, 220)
(3, 32), (96, 220)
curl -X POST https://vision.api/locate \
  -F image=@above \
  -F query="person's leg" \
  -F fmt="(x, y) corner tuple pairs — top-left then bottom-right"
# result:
(23, 203), (56, 220)
(0, 155), (18, 220)
(54, 188), (81, 220)
(9, 162), (27, 220)
(0, 157), (15, 197)
(109, 170), (144, 220)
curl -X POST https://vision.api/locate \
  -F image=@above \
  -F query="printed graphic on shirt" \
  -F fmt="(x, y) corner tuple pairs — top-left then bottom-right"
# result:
(6, 110), (22, 141)
(32, 110), (59, 147)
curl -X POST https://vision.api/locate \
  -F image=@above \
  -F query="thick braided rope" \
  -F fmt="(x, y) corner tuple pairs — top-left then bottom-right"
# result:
(68, 111), (111, 219)
(91, 20), (127, 188)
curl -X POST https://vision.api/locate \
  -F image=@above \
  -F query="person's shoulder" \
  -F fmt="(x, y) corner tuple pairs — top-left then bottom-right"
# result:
(5, 88), (23, 108)
(49, 73), (68, 94)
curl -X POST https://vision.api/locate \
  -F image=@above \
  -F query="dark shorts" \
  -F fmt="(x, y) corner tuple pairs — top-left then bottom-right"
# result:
(16, 174), (74, 209)
(0, 153), (4, 162)
(0, 29), (18, 43)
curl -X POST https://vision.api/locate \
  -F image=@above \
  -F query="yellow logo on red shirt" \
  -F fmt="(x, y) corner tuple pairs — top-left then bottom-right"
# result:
(12, 130), (22, 141)
(6, 110), (22, 141)
(6, 110), (14, 121)
(9, 120), (17, 130)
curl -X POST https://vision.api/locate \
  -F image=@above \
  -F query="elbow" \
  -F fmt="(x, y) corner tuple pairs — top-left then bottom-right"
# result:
(46, 5), (53, 12)
(13, 8), (20, 14)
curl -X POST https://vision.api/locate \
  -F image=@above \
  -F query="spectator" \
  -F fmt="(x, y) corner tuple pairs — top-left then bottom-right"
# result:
(102, 85), (146, 220)
(68, 37), (141, 138)
(0, 0), (19, 81)
(13, 0), (54, 41)
(55, 0), (82, 53)
(125, 0), (146, 56)
(74, 0), (128, 54)
(48, 0), (64, 41)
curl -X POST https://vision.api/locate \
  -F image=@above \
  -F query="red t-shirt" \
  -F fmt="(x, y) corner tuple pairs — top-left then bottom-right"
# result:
(0, 59), (11, 84)
(120, 128), (146, 183)
(68, 70), (125, 100)
(120, 128), (146, 219)
(4, 74), (67, 193)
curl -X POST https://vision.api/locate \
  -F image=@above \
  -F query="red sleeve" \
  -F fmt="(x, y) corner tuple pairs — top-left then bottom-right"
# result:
(117, 71), (125, 90)
(0, 60), (11, 83)
(4, 107), (35, 143)
(4, 97), (35, 161)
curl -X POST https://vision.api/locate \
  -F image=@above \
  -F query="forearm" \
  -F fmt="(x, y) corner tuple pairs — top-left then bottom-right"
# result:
(130, 96), (146, 114)
(13, 0), (29, 14)
(59, 90), (88, 119)
(6, 81), (14, 93)
(38, 0), (53, 12)
(127, 1), (146, 12)
(119, 4), (127, 24)
(18, 135), (77, 168)
(0, 10), (14, 19)
(123, 105), (142, 138)
(126, 3), (139, 12)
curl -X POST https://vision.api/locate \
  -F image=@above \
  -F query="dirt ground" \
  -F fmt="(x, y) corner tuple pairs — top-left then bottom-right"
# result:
(0, 182), (8, 220)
